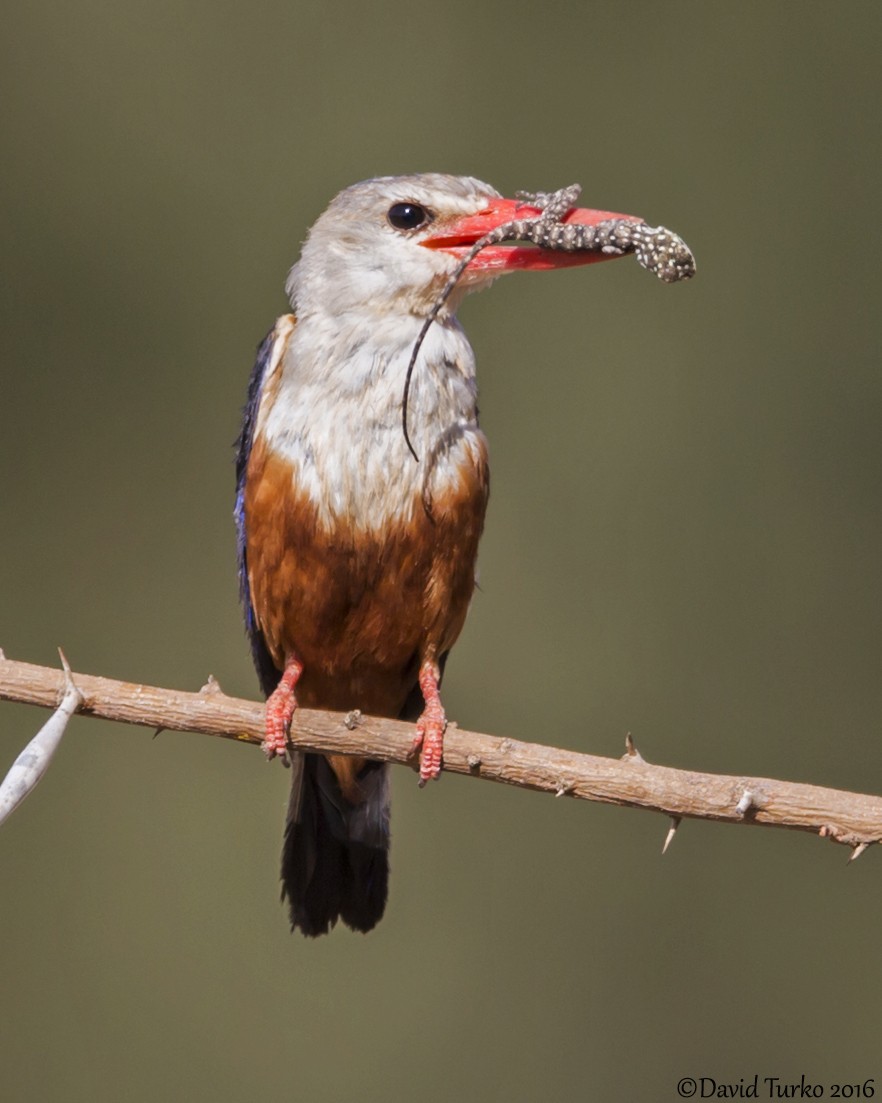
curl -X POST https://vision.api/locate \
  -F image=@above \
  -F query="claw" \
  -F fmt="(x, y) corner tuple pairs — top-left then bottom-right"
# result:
(414, 659), (447, 785)
(264, 655), (303, 764)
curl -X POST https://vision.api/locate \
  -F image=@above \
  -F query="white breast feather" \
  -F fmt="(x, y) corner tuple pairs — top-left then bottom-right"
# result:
(258, 314), (486, 532)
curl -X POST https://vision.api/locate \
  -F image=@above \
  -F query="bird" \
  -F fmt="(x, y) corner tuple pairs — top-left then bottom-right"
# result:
(235, 173), (639, 936)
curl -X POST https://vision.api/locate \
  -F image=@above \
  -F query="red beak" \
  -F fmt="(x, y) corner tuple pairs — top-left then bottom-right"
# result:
(421, 196), (644, 273)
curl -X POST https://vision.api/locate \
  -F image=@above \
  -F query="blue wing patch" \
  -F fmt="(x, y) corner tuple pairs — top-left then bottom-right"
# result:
(235, 327), (283, 697)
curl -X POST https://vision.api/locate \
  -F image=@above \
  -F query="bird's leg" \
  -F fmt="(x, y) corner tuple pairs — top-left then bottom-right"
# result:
(412, 658), (447, 787)
(264, 653), (304, 765)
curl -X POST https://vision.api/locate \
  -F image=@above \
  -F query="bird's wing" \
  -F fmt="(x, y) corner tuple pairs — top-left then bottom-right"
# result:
(235, 316), (296, 696)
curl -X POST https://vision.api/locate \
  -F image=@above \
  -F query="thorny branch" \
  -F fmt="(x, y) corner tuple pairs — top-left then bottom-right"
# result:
(0, 655), (879, 858)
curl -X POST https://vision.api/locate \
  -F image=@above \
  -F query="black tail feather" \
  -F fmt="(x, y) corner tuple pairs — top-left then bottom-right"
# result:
(281, 754), (390, 936)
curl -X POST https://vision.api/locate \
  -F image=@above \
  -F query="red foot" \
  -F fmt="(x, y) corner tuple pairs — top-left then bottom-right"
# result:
(264, 654), (303, 764)
(411, 660), (447, 786)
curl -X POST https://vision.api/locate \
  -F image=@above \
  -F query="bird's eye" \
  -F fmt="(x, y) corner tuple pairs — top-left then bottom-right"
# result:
(387, 202), (430, 232)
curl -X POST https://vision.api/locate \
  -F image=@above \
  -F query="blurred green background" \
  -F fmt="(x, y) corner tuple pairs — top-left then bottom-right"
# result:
(2, 1), (881, 1099)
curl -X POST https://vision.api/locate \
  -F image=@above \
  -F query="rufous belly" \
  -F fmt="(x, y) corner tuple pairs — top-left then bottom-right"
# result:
(244, 437), (489, 719)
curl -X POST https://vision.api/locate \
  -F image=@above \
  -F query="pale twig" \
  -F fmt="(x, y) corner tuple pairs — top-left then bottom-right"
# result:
(0, 651), (83, 825)
(0, 654), (879, 852)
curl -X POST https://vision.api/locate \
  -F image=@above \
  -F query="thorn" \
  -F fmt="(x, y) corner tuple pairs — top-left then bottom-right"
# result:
(199, 674), (222, 695)
(343, 709), (362, 731)
(555, 780), (573, 798)
(152, 728), (165, 739)
(623, 732), (645, 763)
(736, 784), (768, 817)
(57, 648), (79, 704)
(662, 816), (681, 855)
(466, 754), (482, 770)
(735, 789), (755, 816)
(850, 842), (870, 863)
